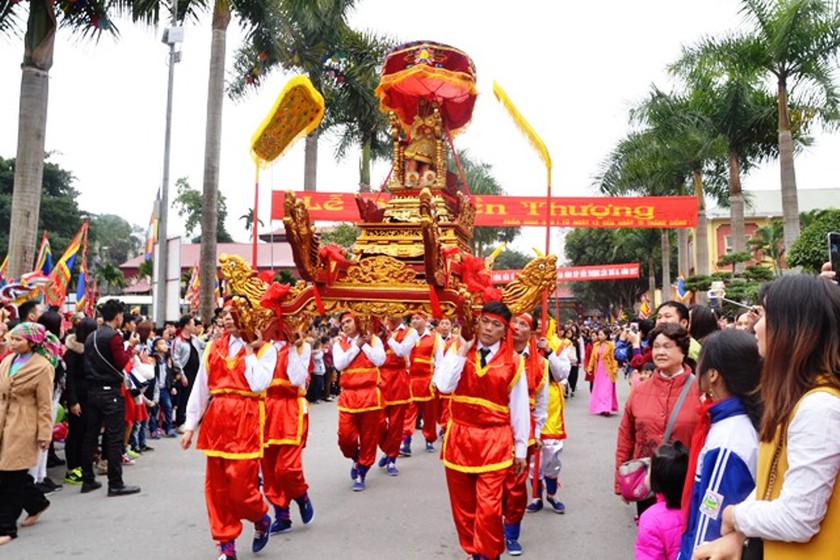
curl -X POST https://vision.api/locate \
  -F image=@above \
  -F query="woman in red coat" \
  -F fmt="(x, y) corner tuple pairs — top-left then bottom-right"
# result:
(614, 322), (699, 518)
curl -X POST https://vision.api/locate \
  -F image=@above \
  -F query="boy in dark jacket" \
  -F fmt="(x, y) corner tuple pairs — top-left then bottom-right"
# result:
(150, 337), (177, 438)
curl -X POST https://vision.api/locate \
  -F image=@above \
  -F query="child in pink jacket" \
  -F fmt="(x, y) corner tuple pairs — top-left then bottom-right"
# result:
(635, 441), (688, 560)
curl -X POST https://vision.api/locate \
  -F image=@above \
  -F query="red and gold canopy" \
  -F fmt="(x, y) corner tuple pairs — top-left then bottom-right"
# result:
(375, 41), (477, 134)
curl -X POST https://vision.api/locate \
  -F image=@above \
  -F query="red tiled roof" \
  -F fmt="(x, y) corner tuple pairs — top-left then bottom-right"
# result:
(120, 242), (296, 271)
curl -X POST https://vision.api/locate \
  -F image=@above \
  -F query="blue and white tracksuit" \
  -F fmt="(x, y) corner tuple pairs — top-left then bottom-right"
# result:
(679, 397), (758, 558)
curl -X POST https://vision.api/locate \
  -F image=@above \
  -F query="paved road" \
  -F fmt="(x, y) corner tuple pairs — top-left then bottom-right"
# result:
(10, 380), (637, 559)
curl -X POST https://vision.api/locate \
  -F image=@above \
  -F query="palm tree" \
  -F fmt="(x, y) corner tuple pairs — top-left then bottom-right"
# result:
(451, 150), (520, 256)
(672, 30), (820, 272)
(678, 0), (840, 251)
(749, 218), (785, 276)
(239, 208), (264, 232)
(94, 261), (126, 295)
(228, 0), (359, 191)
(0, 0), (119, 279)
(322, 30), (396, 192)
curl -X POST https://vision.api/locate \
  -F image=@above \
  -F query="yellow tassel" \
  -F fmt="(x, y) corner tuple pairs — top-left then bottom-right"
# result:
(493, 81), (551, 173)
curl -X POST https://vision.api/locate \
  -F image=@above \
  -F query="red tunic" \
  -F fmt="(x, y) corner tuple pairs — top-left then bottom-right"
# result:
(442, 347), (523, 473)
(196, 333), (269, 460)
(264, 343), (308, 446)
(337, 336), (383, 413)
(380, 328), (411, 405)
(408, 332), (439, 402)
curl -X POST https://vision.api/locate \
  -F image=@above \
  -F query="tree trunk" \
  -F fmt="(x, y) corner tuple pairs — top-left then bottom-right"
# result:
(777, 78), (800, 252)
(660, 229), (671, 300)
(359, 137), (371, 192)
(303, 129), (319, 192)
(8, 0), (57, 279)
(728, 149), (747, 273)
(677, 229), (689, 276)
(692, 169), (710, 276)
(199, 3), (230, 324)
(648, 260), (656, 307)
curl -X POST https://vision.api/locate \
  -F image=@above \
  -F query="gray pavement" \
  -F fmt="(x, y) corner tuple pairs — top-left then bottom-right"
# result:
(10, 380), (637, 559)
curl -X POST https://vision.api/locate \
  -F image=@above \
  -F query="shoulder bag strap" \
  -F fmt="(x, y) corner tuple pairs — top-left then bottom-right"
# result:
(663, 374), (695, 443)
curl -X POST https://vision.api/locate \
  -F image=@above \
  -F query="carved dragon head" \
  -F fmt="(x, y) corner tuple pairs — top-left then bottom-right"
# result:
(501, 253), (558, 315)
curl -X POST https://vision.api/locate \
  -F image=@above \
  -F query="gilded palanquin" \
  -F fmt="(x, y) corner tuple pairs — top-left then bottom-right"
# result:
(221, 41), (556, 340)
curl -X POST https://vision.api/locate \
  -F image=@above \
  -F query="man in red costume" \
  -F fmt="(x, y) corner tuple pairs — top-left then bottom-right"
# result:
(332, 311), (386, 491)
(262, 332), (314, 535)
(377, 315), (416, 475)
(181, 307), (278, 560)
(401, 312), (444, 455)
(433, 301), (530, 560)
(501, 312), (549, 556)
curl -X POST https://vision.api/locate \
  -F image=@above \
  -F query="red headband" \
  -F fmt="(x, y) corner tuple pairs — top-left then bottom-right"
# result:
(515, 312), (535, 330)
(481, 312), (510, 327)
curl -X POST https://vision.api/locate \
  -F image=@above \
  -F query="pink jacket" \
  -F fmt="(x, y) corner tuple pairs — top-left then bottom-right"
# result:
(635, 496), (683, 560)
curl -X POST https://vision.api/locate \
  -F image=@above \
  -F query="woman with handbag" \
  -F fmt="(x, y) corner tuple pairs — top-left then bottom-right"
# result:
(615, 322), (700, 517)
(693, 274), (840, 560)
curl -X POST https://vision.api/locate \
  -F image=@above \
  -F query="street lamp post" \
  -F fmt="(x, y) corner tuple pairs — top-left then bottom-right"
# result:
(154, 3), (183, 325)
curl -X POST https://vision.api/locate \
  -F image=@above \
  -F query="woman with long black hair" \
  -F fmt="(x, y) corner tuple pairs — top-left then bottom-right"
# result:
(694, 274), (840, 559)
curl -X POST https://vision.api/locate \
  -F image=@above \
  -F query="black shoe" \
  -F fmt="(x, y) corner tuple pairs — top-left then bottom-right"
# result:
(108, 484), (141, 497)
(139, 445), (154, 452)
(47, 454), (66, 468)
(81, 480), (103, 493)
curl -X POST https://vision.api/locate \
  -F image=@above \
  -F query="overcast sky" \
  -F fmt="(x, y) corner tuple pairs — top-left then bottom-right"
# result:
(1, 0), (838, 258)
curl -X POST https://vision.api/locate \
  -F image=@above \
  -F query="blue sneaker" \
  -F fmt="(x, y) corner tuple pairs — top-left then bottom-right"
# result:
(399, 436), (412, 457)
(378, 455), (389, 468)
(252, 514), (270, 553)
(218, 539), (236, 559)
(547, 496), (566, 514)
(295, 493), (314, 525)
(350, 461), (359, 480)
(525, 498), (544, 513)
(505, 538), (523, 556)
(270, 506), (291, 535)
(352, 476), (366, 492)
(386, 459), (399, 476)
(425, 441), (435, 452)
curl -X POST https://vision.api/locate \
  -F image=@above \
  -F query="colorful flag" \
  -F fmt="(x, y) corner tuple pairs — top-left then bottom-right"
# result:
(145, 189), (160, 261)
(45, 221), (88, 308)
(74, 233), (89, 313)
(0, 255), (7, 282)
(34, 232), (53, 275)
(184, 265), (200, 311)
(638, 293), (652, 319)
(674, 275), (692, 304)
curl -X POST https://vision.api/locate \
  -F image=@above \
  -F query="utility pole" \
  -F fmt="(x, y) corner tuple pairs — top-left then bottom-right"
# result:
(154, 1), (183, 325)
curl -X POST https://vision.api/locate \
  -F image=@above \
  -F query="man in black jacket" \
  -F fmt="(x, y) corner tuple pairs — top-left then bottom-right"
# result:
(79, 299), (141, 497)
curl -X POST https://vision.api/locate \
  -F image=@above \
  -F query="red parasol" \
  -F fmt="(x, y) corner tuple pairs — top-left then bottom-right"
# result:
(375, 41), (477, 134)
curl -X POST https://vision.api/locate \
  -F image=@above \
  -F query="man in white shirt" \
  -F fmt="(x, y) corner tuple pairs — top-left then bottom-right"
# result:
(180, 307), (277, 560)
(433, 301), (529, 560)
(401, 312), (445, 455)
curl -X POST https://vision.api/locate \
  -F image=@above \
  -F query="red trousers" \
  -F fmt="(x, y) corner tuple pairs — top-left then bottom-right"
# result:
(437, 393), (451, 429)
(379, 403), (407, 459)
(502, 461), (528, 525)
(403, 399), (438, 443)
(338, 409), (384, 468)
(204, 456), (268, 542)
(261, 441), (308, 509)
(445, 467), (507, 558)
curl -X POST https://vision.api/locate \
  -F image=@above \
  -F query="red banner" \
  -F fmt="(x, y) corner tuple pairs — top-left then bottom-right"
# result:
(491, 263), (641, 284)
(271, 191), (697, 229)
